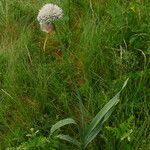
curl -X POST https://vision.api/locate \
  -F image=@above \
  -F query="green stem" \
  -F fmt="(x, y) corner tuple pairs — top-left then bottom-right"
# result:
(43, 33), (48, 52)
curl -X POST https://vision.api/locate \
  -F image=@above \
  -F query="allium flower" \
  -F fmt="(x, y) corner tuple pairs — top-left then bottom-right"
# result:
(37, 4), (63, 33)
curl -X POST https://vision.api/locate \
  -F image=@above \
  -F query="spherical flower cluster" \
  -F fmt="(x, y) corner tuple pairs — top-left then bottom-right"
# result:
(37, 4), (63, 33)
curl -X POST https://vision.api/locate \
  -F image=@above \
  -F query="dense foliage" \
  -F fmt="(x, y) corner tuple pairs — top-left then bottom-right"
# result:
(0, 0), (149, 149)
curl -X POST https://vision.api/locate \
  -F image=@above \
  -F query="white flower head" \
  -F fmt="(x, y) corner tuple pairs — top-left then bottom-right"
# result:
(37, 4), (63, 25)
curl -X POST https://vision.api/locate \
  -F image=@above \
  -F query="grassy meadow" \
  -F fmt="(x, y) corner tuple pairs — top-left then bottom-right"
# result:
(0, 0), (150, 149)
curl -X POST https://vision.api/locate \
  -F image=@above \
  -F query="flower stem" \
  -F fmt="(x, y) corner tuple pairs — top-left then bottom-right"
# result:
(43, 33), (48, 52)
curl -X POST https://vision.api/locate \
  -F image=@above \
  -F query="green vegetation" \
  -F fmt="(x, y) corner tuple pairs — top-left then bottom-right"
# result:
(0, 0), (149, 149)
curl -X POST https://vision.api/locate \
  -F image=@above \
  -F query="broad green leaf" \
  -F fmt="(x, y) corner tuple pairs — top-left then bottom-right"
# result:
(83, 79), (129, 145)
(84, 94), (119, 139)
(57, 134), (81, 147)
(50, 118), (77, 135)
(84, 107), (114, 148)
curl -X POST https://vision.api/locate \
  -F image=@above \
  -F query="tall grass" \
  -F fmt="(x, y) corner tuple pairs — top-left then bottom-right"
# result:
(0, 0), (149, 149)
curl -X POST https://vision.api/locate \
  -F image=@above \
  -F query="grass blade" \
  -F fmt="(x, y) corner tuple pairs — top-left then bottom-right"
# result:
(57, 134), (81, 147)
(50, 118), (77, 135)
(83, 79), (129, 146)
(84, 108), (114, 148)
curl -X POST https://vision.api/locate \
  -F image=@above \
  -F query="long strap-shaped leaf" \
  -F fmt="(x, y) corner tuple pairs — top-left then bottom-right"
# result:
(84, 107), (114, 148)
(57, 134), (81, 147)
(83, 79), (129, 144)
(50, 118), (77, 135)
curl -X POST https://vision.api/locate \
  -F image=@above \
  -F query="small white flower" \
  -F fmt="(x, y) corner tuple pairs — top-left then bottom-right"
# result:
(37, 3), (63, 25)
(37, 4), (63, 33)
